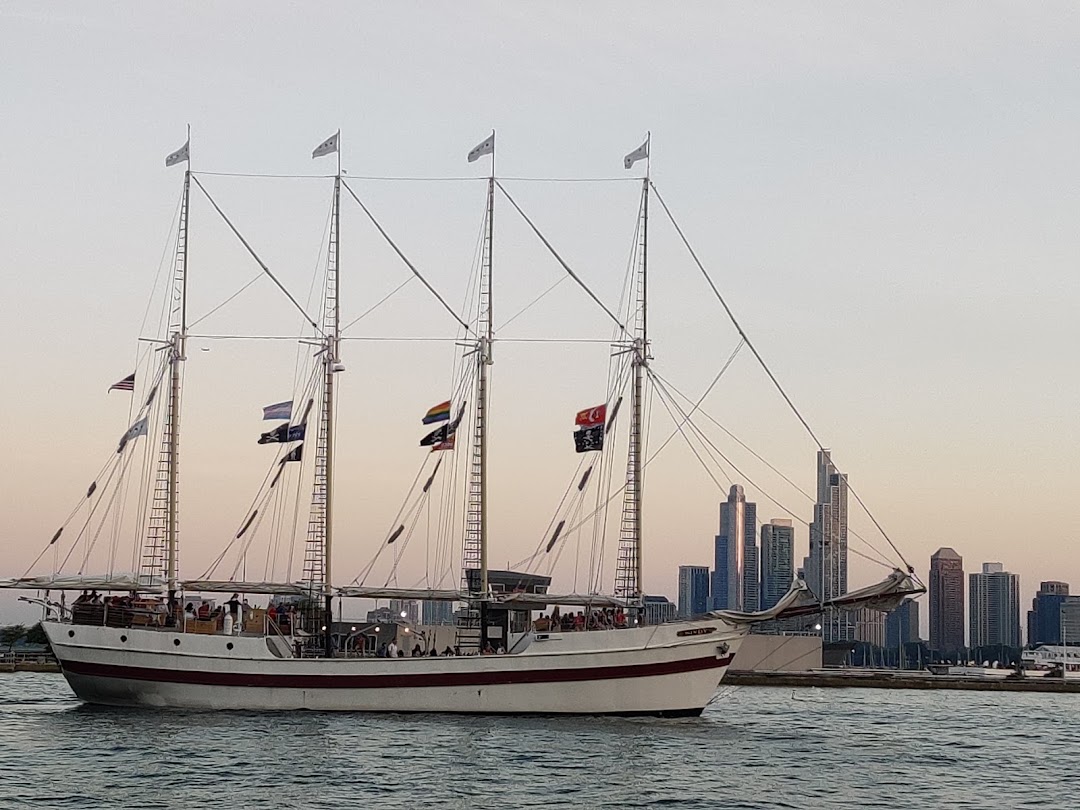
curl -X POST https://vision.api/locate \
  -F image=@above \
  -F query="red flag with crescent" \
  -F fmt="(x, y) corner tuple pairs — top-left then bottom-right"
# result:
(575, 404), (607, 428)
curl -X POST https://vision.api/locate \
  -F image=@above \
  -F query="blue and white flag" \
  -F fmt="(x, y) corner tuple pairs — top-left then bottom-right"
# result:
(262, 401), (293, 421)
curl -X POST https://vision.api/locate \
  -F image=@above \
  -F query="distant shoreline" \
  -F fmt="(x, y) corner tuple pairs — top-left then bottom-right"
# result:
(0, 661), (60, 674)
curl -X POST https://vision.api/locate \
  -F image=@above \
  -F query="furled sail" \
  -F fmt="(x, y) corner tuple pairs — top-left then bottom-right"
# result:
(0, 575), (164, 592)
(180, 580), (311, 595)
(712, 568), (923, 625)
(335, 586), (466, 602)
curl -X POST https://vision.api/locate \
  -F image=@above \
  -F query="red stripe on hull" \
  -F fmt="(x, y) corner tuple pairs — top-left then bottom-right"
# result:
(61, 653), (733, 690)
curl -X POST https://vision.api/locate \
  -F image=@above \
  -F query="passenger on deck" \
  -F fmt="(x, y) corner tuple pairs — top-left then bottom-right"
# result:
(387, 640), (398, 658)
(411, 643), (422, 657)
(197, 602), (211, 619)
(429, 648), (438, 657)
(482, 642), (495, 655)
(267, 603), (277, 623)
(89, 591), (101, 604)
(573, 611), (585, 631)
(184, 603), (197, 621)
(74, 590), (90, 606)
(550, 606), (561, 628)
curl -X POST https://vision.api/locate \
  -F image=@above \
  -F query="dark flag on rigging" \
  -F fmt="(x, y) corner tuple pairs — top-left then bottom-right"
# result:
(420, 423), (453, 448)
(257, 423), (306, 445)
(278, 444), (303, 464)
(574, 424), (605, 453)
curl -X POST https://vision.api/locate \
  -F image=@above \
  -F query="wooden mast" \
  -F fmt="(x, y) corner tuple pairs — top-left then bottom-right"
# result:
(166, 126), (191, 609)
(323, 140), (341, 656)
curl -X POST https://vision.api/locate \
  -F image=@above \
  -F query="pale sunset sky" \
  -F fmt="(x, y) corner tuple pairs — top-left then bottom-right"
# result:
(1, 3), (1078, 634)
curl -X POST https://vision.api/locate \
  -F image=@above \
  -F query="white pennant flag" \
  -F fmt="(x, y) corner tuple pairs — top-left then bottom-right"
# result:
(624, 136), (649, 170)
(165, 140), (189, 168)
(467, 132), (495, 163)
(312, 131), (339, 159)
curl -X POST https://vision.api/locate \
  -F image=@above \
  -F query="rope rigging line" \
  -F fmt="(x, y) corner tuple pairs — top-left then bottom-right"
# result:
(644, 368), (898, 562)
(495, 276), (568, 332)
(647, 370), (896, 570)
(649, 182), (912, 572)
(198, 364), (322, 580)
(189, 272), (264, 329)
(341, 180), (472, 333)
(189, 175), (322, 334)
(339, 277), (415, 333)
(639, 341), (746, 468)
(494, 180), (628, 335)
(192, 170), (639, 184)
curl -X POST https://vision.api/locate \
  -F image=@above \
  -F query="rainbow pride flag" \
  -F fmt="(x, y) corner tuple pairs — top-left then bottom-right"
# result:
(422, 400), (451, 425)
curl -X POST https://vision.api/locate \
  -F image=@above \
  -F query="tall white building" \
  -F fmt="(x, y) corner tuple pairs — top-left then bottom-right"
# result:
(970, 562), (1021, 649)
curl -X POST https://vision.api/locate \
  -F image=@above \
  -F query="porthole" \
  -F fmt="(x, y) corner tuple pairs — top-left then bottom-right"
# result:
(120, 635), (127, 643)
(226, 642), (234, 651)
(67, 630), (75, 638)
(173, 638), (181, 646)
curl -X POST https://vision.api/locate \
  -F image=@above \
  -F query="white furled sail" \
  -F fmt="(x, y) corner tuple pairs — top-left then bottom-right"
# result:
(0, 575), (164, 592)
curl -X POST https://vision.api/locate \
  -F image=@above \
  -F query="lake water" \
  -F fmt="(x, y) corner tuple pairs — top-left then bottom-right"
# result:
(0, 673), (1077, 809)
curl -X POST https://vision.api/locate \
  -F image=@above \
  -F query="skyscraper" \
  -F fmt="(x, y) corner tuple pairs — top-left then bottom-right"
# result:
(929, 547), (965, 656)
(854, 608), (887, 647)
(885, 598), (920, 648)
(711, 485), (757, 611)
(760, 519), (795, 612)
(804, 450), (850, 641)
(969, 563), (1021, 649)
(677, 565), (710, 618)
(422, 600), (455, 625)
(1027, 581), (1071, 646)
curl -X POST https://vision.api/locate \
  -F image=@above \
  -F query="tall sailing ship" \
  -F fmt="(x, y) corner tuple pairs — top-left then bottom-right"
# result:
(3, 131), (920, 715)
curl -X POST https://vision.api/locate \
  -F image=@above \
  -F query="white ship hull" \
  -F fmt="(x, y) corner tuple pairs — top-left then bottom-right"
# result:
(44, 618), (745, 716)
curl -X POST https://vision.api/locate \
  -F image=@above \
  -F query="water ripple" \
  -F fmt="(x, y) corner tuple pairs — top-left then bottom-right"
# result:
(0, 675), (1079, 808)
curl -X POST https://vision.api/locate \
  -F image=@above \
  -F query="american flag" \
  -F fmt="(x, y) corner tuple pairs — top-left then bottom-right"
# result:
(109, 372), (135, 392)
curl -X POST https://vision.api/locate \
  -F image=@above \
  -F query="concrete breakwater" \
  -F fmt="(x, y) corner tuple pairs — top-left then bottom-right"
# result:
(0, 661), (60, 673)
(726, 669), (1080, 693)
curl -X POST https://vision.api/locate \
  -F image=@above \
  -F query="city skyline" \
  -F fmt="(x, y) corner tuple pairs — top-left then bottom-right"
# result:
(3, 5), (1080, 626)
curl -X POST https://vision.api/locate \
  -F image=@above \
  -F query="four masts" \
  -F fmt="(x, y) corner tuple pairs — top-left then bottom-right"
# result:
(156, 130), (653, 647)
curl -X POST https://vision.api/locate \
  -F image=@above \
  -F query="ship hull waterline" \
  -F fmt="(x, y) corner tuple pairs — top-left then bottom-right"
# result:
(44, 619), (745, 716)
